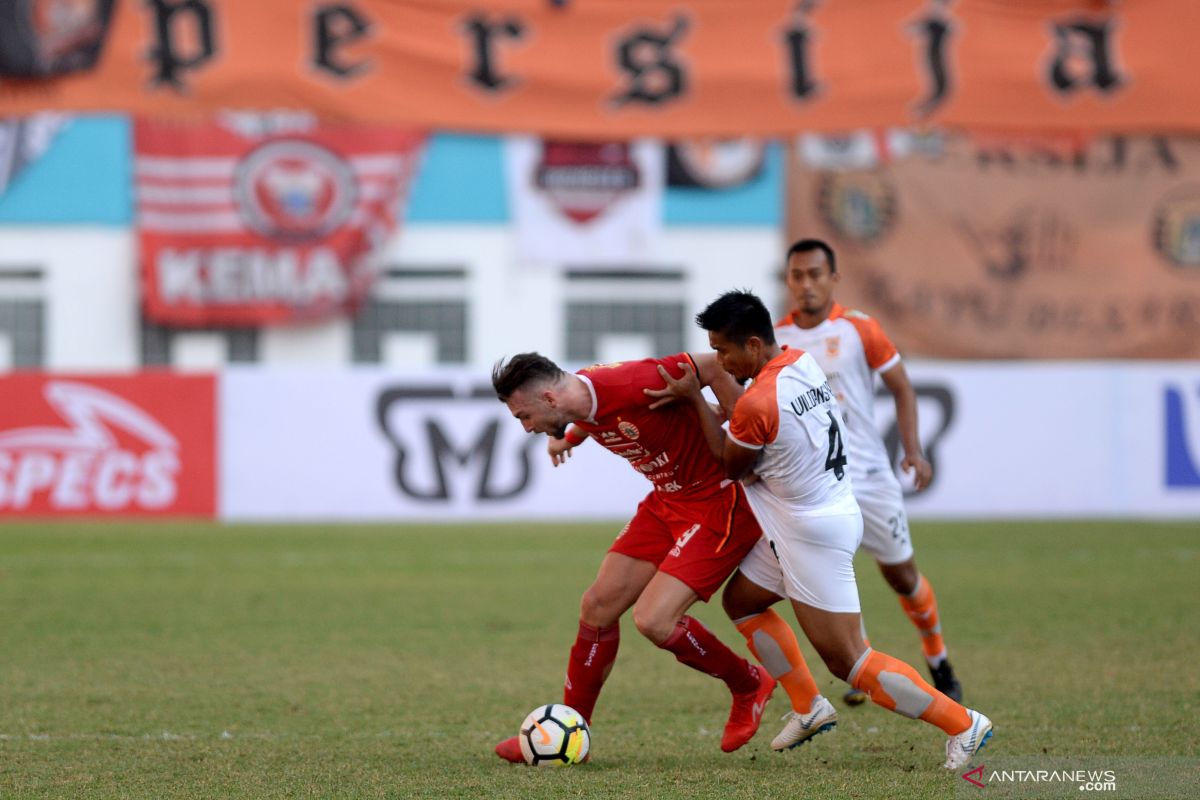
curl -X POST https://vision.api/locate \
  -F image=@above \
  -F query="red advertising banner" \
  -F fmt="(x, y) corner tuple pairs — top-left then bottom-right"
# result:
(0, 2), (1197, 137)
(0, 374), (216, 516)
(136, 115), (424, 327)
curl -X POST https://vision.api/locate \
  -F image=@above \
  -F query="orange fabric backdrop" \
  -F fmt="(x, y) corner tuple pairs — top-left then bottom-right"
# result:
(1, 1), (1198, 136)
(786, 134), (1200, 359)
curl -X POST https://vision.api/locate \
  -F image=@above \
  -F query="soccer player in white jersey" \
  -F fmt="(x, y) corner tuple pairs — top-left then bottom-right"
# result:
(646, 290), (991, 769)
(774, 238), (962, 708)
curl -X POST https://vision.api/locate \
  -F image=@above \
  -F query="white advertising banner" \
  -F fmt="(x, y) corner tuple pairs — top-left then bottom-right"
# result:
(876, 362), (1200, 519)
(219, 367), (647, 521)
(220, 364), (1200, 522)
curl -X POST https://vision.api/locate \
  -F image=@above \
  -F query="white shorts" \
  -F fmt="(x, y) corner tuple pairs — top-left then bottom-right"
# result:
(739, 484), (864, 613)
(854, 468), (914, 566)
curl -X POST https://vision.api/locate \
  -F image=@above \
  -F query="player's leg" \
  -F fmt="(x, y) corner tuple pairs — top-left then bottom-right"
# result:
(857, 474), (963, 700)
(791, 598), (989, 766)
(640, 485), (777, 752)
(723, 549), (823, 717)
(494, 550), (656, 763)
(841, 615), (871, 706)
(569, 551), (659, 719)
(633, 570), (774, 752)
(495, 501), (666, 764)
(722, 559), (836, 752)
(878, 556), (962, 702)
(777, 510), (991, 768)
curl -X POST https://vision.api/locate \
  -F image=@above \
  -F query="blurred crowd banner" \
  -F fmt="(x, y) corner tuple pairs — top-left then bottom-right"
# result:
(136, 114), (424, 327)
(1, 1), (1199, 136)
(787, 133), (1200, 358)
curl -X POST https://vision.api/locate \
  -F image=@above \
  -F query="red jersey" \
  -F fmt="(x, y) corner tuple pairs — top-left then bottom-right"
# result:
(573, 354), (726, 501)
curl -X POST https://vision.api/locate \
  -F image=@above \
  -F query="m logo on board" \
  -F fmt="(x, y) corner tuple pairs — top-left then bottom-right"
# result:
(376, 383), (539, 502)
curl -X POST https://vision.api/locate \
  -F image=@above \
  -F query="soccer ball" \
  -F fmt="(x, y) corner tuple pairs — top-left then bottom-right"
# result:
(518, 704), (591, 766)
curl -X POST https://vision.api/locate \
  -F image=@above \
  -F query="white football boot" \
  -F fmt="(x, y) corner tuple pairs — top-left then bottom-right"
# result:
(943, 709), (993, 769)
(770, 694), (838, 751)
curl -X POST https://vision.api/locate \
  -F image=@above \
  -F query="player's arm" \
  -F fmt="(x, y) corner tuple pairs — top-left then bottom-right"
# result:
(879, 361), (932, 490)
(689, 352), (744, 419)
(547, 425), (588, 467)
(644, 359), (730, 464)
(718, 435), (760, 482)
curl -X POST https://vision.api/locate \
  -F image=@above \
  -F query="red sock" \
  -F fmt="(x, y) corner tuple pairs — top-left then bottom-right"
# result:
(659, 616), (758, 694)
(563, 621), (619, 723)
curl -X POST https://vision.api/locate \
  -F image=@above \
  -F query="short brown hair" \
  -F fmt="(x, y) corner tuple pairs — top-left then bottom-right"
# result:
(491, 352), (565, 402)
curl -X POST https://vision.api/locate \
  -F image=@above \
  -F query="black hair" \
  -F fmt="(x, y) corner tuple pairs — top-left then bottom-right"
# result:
(786, 238), (837, 273)
(491, 352), (565, 402)
(695, 290), (776, 346)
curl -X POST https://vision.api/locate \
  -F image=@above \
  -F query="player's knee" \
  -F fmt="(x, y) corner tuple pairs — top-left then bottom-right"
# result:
(579, 585), (621, 627)
(880, 560), (919, 595)
(631, 604), (675, 645)
(721, 572), (778, 621)
(721, 582), (761, 620)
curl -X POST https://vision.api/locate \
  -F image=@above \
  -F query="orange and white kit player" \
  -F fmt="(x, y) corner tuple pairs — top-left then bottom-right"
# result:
(646, 290), (992, 770)
(774, 238), (962, 708)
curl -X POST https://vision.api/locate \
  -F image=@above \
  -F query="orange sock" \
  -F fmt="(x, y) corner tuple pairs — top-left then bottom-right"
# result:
(899, 575), (947, 666)
(733, 609), (818, 714)
(849, 648), (969, 735)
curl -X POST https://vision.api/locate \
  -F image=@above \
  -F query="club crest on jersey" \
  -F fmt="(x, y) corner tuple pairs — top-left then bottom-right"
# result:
(618, 420), (640, 440)
(534, 141), (640, 224)
(825, 336), (841, 358)
(234, 139), (357, 241)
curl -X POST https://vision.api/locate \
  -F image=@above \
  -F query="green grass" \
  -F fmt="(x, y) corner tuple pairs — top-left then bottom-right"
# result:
(0, 521), (1197, 799)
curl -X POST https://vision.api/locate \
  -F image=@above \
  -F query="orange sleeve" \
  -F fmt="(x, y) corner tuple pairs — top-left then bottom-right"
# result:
(847, 314), (899, 371)
(728, 385), (779, 448)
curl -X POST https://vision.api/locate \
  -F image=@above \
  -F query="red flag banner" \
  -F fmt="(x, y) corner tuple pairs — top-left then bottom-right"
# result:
(136, 114), (424, 327)
(1, 2), (1198, 137)
(786, 133), (1200, 359)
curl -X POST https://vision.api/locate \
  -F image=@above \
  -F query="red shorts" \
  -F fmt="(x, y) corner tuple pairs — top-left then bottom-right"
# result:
(608, 482), (763, 601)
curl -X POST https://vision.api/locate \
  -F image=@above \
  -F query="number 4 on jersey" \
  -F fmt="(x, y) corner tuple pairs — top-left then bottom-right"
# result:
(825, 412), (847, 480)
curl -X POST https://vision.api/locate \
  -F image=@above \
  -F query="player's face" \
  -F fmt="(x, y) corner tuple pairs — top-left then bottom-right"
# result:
(708, 330), (757, 385)
(785, 249), (838, 315)
(505, 387), (571, 439)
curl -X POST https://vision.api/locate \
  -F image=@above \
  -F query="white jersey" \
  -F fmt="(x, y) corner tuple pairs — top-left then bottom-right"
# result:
(728, 348), (854, 514)
(774, 303), (901, 479)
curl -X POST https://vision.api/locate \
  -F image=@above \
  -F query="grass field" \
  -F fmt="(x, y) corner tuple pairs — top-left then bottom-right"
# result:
(0, 521), (1197, 799)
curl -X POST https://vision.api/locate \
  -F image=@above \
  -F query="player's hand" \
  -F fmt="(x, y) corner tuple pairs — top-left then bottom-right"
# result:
(902, 453), (933, 491)
(547, 436), (575, 467)
(644, 363), (702, 410)
(740, 470), (761, 487)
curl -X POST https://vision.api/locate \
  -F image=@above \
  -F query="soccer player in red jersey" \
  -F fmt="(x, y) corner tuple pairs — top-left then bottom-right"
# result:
(490, 352), (780, 762)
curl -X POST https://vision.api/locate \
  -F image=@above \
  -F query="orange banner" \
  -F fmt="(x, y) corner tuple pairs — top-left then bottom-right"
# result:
(0, 1), (1198, 137)
(786, 133), (1200, 359)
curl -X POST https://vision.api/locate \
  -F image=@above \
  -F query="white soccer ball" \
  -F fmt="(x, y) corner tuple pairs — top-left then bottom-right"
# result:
(517, 703), (591, 766)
